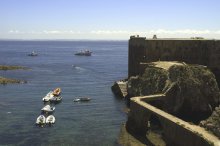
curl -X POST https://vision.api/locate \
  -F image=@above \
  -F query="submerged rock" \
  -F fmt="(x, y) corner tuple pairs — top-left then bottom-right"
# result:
(127, 61), (220, 121)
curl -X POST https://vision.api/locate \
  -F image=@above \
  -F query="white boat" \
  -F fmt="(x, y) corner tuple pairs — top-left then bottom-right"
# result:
(36, 115), (46, 125)
(50, 96), (62, 103)
(28, 51), (38, 56)
(41, 105), (55, 113)
(42, 91), (54, 102)
(75, 50), (92, 56)
(46, 115), (55, 124)
(73, 97), (91, 102)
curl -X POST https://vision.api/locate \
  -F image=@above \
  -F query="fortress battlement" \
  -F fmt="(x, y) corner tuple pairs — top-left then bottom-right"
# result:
(128, 35), (220, 83)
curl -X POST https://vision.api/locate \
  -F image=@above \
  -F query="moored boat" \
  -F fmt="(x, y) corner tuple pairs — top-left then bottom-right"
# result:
(28, 51), (38, 56)
(41, 105), (55, 113)
(36, 115), (46, 125)
(46, 115), (55, 124)
(73, 97), (91, 102)
(53, 88), (61, 96)
(42, 91), (54, 102)
(75, 50), (92, 56)
(50, 96), (62, 103)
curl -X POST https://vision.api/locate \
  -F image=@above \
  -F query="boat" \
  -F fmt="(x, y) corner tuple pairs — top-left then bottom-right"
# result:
(50, 96), (62, 103)
(28, 51), (38, 56)
(42, 91), (54, 102)
(41, 105), (55, 113)
(53, 88), (61, 96)
(36, 115), (46, 125)
(73, 97), (91, 102)
(46, 115), (55, 125)
(74, 50), (92, 56)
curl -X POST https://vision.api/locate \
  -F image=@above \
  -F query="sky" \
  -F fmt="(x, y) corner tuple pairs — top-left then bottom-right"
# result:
(0, 0), (220, 40)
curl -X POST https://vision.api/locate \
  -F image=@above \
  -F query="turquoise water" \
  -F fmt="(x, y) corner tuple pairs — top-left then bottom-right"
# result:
(0, 41), (128, 146)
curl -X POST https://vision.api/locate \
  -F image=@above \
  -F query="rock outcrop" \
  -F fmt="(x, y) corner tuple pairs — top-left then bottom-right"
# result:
(127, 61), (220, 121)
(0, 65), (28, 84)
(0, 77), (27, 85)
(0, 65), (27, 70)
(200, 106), (220, 138)
(0, 76), (26, 84)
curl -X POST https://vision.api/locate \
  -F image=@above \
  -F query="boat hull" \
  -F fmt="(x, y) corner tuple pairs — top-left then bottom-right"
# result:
(36, 115), (46, 125)
(46, 115), (55, 124)
(73, 97), (91, 102)
(41, 105), (55, 113)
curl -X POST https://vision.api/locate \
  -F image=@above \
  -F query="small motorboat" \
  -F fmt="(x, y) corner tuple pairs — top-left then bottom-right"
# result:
(73, 97), (91, 102)
(50, 96), (62, 103)
(28, 51), (38, 56)
(75, 50), (92, 56)
(42, 91), (54, 102)
(41, 105), (55, 113)
(53, 88), (61, 96)
(36, 115), (46, 125)
(46, 115), (55, 125)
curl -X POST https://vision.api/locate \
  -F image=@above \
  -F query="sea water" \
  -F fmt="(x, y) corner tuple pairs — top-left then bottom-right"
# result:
(0, 40), (128, 146)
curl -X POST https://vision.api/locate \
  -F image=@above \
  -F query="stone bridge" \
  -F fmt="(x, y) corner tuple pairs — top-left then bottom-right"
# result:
(126, 94), (220, 146)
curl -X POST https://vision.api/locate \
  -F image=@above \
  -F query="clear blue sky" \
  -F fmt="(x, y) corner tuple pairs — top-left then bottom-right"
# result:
(0, 0), (220, 40)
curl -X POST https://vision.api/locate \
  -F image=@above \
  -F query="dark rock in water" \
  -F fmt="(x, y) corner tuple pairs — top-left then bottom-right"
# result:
(127, 62), (220, 122)
(200, 106), (220, 138)
(0, 65), (28, 70)
(0, 76), (27, 85)
(112, 80), (128, 98)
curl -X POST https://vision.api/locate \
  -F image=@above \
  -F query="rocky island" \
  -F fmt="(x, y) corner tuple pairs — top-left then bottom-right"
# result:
(0, 65), (27, 71)
(0, 65), (27, 84)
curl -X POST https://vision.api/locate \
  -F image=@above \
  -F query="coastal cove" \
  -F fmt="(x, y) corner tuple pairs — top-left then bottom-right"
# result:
(0, 40), (127, 146)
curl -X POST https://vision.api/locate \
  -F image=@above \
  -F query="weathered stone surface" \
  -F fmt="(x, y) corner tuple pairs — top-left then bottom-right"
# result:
(127, 62), (220, 121)
(111, 81), (128, 98)
(200, 105), (220, 138)
(127, 67), (167, 97)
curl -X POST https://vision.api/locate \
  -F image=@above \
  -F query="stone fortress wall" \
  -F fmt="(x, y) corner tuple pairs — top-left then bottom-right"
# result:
(126, 35), (220, 146)
(128, 36), (220, 83)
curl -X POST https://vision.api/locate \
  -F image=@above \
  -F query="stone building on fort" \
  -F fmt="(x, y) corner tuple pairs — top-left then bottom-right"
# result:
(128, 35), (220, 83)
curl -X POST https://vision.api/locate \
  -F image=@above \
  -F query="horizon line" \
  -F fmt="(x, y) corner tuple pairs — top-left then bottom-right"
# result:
(0, 38), (129, 41)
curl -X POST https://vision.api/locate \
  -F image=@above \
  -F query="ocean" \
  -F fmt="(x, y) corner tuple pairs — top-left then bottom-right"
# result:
(0, 40), (128, 146)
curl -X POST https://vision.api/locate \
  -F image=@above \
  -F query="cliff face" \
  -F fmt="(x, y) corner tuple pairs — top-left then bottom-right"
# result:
(127, 62), (220, 121)
(127, 67), (167, 97)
